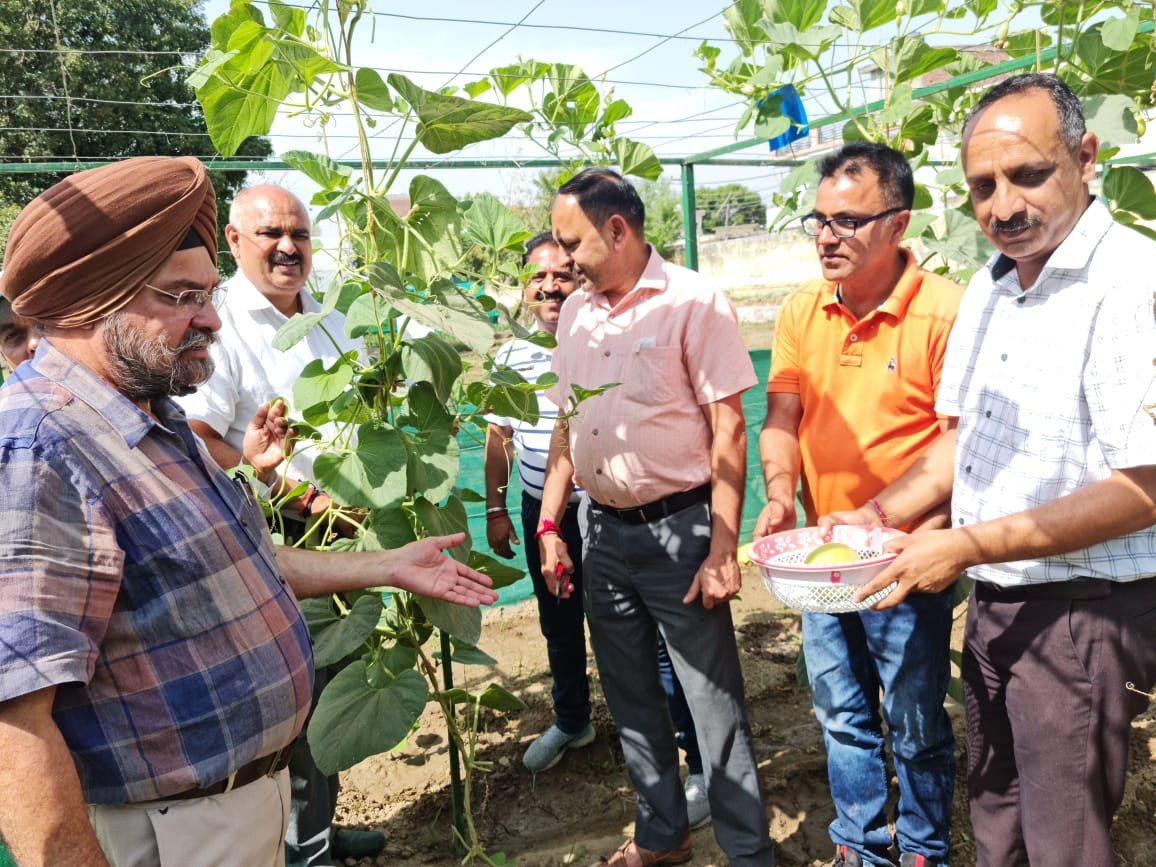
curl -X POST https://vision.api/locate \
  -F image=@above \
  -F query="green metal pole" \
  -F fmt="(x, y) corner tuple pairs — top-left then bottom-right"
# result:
(681, 162), (699, 271)
(439, 629), (467, 854)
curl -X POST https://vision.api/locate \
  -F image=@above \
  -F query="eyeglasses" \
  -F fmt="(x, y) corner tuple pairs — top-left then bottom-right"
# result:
(801, 207), (904, 239)
(144, 282), (228, 312)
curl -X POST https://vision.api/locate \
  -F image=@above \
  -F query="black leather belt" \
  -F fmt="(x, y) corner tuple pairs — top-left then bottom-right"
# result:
(589, 483), (711, 525)
(162, 746), (293, 801)
(975, 577), (1117, 602)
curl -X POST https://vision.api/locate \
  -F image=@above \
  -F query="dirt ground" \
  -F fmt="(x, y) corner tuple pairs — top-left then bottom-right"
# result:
(331, 569), (1156, 867)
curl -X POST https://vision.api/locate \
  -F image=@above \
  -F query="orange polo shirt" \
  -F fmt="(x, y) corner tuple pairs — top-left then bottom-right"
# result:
(767, 248), (962, 525)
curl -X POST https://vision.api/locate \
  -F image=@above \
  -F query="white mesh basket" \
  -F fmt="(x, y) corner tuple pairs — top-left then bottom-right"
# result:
(750, 526), (905, 614)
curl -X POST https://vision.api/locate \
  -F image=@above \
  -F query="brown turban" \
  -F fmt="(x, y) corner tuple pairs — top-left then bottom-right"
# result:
(0, 156), (217, 328)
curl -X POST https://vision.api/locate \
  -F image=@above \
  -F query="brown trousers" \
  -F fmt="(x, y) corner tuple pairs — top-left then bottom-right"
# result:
(964, 578), (1156, 866)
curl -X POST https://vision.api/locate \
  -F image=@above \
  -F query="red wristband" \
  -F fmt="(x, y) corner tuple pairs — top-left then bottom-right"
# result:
(302, 484), (323, 518)
(866, 497), (891, 528)
(535, 519), (563, 540)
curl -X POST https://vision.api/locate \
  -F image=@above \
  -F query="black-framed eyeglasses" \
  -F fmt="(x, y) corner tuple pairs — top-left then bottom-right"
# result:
(144, 282), (228, 312)
(801, 207), (904, 239)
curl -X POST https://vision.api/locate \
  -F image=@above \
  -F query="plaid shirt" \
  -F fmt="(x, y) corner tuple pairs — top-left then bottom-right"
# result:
(937, 200), (1156, 585)
(0, 340), (313, 804)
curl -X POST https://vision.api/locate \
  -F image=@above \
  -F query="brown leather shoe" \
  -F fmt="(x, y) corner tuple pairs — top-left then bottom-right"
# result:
(594, 834), (693, 867)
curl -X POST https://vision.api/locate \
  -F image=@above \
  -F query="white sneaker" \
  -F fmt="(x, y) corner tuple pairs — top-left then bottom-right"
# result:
(684, 772), (711, 830)
(522, 722), (596, 773)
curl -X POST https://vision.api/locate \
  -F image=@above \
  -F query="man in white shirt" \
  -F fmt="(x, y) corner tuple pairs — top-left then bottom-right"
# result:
(176, 185), (382, 866)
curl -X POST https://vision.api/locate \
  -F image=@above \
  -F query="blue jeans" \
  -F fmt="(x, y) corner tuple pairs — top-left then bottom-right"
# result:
(802, 587), (955, 865)
(521, 492), (591, 734)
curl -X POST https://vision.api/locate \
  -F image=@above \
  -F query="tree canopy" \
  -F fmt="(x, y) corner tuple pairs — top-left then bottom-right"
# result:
(696, 183), (767, 233)
(0, 0), (269, 262)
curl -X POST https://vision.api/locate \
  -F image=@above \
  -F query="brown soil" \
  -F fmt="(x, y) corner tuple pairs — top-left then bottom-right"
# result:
(332, 569), (1156, 866)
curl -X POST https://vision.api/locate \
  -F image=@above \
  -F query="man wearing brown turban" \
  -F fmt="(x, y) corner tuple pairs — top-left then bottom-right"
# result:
(0, 156), (497, 867)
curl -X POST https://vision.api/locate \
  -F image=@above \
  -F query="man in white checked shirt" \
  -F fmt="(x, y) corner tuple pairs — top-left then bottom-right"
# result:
(822, 74), (1156, 866)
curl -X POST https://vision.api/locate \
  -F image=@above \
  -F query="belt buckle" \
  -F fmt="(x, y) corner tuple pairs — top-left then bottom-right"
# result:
(635, 505), (649, 523)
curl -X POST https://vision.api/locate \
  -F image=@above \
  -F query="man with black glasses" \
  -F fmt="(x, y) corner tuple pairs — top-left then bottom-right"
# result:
(754, 142), (962, 867)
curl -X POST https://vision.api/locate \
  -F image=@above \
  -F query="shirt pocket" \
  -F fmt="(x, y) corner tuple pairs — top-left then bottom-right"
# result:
(623, 345), (681, 406)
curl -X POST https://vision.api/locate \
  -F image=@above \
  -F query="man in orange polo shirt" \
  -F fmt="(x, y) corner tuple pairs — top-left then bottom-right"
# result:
(754, 142), (961, 867)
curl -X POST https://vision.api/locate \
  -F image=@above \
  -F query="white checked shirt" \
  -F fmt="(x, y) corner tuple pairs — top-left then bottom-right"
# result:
(937, 200), (1156, 586)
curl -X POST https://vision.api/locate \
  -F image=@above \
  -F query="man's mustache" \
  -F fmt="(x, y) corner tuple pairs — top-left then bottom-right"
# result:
(178, 329), (216, 353)
(991, 216), (1039, 234)
(534, 290), (568, 303)
(270, 252), (301, 266)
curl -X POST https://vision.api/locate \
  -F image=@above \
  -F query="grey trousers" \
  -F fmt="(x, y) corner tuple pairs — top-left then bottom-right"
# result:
(583, 500), (775, 866)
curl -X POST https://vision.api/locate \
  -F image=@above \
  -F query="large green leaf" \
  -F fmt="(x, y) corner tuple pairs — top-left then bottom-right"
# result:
(444, 641), (498, 667)
(413, 495), (470, 561)
(304, 593), (383, 668)
(885, 37), (959, 85)
(487, 59), (550, 97)
(198, 60), (288, 156)
(474, 683), (527, 712)
(467, 549), (525, 590)
(463, 193), (532, 252)
(1104, 166), (1156, 220)
(293, 354), (357, 408)
(766, 0), (827, 31)
(267, 0), (305, 36)
(308, 661), (428, 773)
(1101, 9), (1141, 52)
(421, 601), (482, 645)
(361, 507), (419, 552)
(487, 381), (540, 424)
(282, 150), (353, 192)
(407, 175), (459, 245)
(895, 104), (939, 156)
(404, 381), (454, 432)
(1074, 30), (1156, 99)
(272, 311), (327, 351)
(830, 0), (897, 33)
(387, 73), (532, 154)
(1084, 93), (1139, 151)
(354, 67), (393, 112)
(763, 21), (841, 63)
(405, 428), (460, 503)
(919, 207), (992, 272)
(612, 139), (663, 181)
(401, 333), (463, 403)
(723, 0), (768, 54)
(313, 425), (409, 509)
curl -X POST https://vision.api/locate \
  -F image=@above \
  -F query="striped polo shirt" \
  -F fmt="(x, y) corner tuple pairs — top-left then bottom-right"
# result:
(488, 335), (580, 503)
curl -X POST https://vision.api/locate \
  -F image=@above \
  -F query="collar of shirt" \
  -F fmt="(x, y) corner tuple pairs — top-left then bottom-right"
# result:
(28, 338), (169, 450)
(580, 245), (666, 314)
(822, 247), (922, 321)
(988, 196), (1110, 288)
(225, 271), (320, 320)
